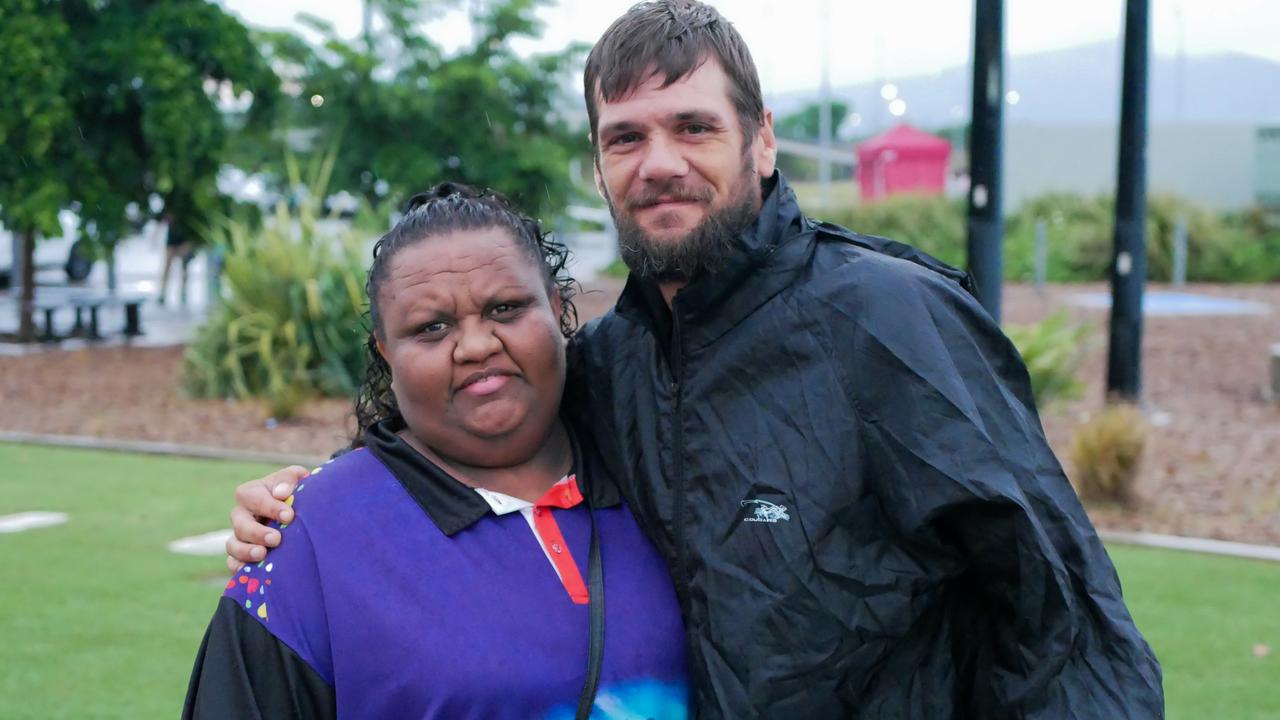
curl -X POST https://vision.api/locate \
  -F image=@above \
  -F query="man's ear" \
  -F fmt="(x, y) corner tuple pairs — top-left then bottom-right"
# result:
(754, 108), (778, 178)
(593, 156), (609, 203)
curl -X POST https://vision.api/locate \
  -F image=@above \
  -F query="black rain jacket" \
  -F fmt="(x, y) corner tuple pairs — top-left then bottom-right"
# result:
(566, 174), (1163, 718)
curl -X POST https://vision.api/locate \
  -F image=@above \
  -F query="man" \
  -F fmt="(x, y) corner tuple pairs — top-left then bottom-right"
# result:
(225, 1), (1163, 716)
(158, 210), (195, 307)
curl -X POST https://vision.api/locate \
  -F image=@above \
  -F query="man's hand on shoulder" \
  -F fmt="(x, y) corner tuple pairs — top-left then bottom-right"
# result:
(225, 466), (309, 572)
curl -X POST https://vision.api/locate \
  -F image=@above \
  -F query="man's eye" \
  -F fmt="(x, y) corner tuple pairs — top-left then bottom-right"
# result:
(685, 124), (710, 135)
(492, 302), (522, 317)
(610, 132), (641, 146)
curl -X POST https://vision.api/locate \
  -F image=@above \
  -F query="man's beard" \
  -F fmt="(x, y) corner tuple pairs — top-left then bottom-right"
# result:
(609, 168), (759, 283)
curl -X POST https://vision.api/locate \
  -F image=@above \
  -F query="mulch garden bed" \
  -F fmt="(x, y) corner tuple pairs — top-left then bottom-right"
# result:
(3, 280), (1277, 545)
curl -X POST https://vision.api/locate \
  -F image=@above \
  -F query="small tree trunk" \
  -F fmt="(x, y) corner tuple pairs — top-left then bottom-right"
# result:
(106, 244), (118, 294)
(17, 228), (36, 342)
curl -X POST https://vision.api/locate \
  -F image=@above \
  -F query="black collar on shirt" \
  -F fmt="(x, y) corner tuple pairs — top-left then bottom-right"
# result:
(613, 171), (816, 354)
(364, 418), (621, 536)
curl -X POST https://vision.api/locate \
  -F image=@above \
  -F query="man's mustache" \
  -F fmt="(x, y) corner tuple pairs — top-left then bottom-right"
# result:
(623, 182), (714, 211)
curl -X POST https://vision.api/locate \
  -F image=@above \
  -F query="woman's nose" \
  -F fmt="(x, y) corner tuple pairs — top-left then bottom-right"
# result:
(452, 320), (501, 364)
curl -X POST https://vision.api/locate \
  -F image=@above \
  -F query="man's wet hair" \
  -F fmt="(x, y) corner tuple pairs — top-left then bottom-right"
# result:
(583, 0), (765, 144)
(353, 182), (578, 446)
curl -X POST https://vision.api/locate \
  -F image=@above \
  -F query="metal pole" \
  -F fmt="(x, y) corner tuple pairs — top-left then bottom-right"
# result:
(362, 0), (373, 53)
(1172, 216), (1187, 287)
(818, 0), (832, 208)
(966, 0), (1005, 322)
(1270, 343), (1280, 402)
(1174, 4), (1186, 123)
(1106, 0), (1151, 400)
(1034, 219), (1048, 295)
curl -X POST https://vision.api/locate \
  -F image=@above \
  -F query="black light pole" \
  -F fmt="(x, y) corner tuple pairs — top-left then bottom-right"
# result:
(1106, 0), (1150, 400)
(967, 0), (1005, 322)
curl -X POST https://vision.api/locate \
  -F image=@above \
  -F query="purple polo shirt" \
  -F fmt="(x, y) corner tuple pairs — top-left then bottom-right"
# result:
(207, 423), (689, 719)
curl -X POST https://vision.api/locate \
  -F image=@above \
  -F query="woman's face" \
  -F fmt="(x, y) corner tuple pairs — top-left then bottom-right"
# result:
(374, 227), (565, 468)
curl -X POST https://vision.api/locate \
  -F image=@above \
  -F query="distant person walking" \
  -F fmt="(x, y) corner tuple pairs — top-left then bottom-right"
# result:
(158, 212), (195, 306)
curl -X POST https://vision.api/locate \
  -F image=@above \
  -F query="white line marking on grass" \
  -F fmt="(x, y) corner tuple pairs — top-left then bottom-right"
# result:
(0, 511), (69, 533)
(168, 530), (235, 556)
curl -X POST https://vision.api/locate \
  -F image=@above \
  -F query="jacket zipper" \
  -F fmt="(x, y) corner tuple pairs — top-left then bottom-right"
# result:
(669, 307), (689, 605)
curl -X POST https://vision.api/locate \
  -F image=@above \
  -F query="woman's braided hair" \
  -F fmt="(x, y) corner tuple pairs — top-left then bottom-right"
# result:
(351, 182), (579, 447)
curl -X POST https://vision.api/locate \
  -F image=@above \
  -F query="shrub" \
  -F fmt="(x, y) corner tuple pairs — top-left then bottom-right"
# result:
(183, 155), (370, 419)
(821, 194), (967, 268)
(1005, 194), (1115, 282)
(1069, 403), (1148, 507)
(601, 257), (630, 279)
(1005, 311), (1094, 408)
(1204, 210), (1280, 282)
(1006, 193), (1280, 283)
(818, 192), (1280, 284)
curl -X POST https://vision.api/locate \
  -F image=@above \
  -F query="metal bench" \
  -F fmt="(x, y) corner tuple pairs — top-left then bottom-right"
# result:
(32, 295), (65, 343)
(69, 293), (145, 340)
(31, 290), (146, 342)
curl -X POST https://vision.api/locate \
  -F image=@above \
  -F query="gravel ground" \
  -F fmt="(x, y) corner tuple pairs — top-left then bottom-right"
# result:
(2, 280), (1277, 545)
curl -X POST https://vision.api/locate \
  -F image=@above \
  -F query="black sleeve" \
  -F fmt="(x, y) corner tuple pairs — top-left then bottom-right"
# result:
(182, 596), (336, 720)
(834, 265), (1164, 718)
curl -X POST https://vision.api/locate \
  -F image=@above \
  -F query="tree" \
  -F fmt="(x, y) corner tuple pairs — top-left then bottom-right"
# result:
(0, 0), (74, 341)
(775, 101), (851, 142)
(254, 0), (586, 220)
(0, 0), (277, 340)
(62, 0), (278, 255)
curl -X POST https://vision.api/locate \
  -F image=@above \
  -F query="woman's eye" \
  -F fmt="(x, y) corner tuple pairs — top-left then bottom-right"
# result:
(492, 303), (520, 317)
(420, 321), (448, 335)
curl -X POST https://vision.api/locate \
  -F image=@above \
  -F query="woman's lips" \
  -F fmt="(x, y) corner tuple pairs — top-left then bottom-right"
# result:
(461, 374), (512, 397)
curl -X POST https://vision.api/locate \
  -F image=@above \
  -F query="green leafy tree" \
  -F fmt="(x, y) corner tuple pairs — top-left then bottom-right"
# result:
(254, 0), (585, 220)
(775, 100), (850, 142)
(0, 0), (276, 340)
(62, 0), (278, 254)
(0, 0), (75, 340)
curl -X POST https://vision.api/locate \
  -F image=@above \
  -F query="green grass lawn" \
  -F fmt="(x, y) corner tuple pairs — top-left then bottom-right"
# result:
(0, 443), (275, 719)
(2, 442), (1278, 718)
(1109, 545), (1280, 719)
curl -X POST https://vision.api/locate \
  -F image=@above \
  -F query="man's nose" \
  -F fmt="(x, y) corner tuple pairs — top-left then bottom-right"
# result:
(637, 134), (689, 181)
(453, 319), (501, 364)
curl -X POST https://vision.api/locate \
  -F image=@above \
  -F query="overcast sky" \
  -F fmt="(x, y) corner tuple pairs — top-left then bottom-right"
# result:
(219, 0), (1280, 95)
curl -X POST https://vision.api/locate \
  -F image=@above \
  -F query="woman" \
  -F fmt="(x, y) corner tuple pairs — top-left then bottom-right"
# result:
(184, 185), (689, 719)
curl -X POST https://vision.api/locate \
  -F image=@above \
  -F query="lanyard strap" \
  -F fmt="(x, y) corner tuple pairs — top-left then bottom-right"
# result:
(574, 505), (604, 720)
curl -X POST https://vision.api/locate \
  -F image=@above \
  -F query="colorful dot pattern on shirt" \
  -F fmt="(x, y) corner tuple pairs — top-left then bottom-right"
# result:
(224, 457), (345, 628)
(231, 563), (274, 621)
(226, 527), (282, 623)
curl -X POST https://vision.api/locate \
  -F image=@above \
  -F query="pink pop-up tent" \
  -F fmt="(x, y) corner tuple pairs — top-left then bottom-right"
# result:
(856, 124), (951, 202)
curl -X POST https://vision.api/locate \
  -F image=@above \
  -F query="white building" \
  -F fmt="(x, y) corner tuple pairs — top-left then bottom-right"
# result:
(1003, 124), (1278, 211)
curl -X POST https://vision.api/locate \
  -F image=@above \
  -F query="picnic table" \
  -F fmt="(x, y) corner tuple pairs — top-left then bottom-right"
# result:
(32, 289), (146, 342)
